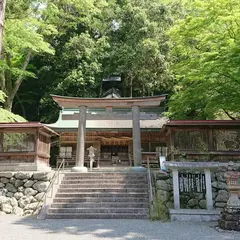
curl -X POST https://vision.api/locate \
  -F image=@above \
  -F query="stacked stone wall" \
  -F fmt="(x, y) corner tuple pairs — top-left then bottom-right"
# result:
(0, 171), (53, 216)
(219, 207), (240, 231)
(152, 162), (240, 220)
(152, 172), (173, 220)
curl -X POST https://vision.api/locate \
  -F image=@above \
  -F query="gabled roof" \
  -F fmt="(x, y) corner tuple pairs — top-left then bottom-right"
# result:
(0, 122), (59, 136)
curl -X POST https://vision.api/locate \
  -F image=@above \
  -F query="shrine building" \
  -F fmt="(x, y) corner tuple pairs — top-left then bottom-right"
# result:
(47, 94), (168, 171)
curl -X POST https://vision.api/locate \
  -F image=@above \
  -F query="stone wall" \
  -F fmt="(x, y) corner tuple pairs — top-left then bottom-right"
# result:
(219, 207), (240, 231)
(151, 172), (173, 220)
(152, 164), (237, 219)
(0, 171), (53, 216)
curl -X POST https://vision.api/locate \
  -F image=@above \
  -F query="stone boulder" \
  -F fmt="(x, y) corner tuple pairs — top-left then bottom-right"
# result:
(0, 196), (8, 204)
(10, 178), (16, 184)
(33, 172), (54, 181)
(14, 192), (24, 200)
(1, 178), (9, 184)
(24, 180), (35, 188)
(215, 172), (226, 183)
(156, 180), (172, 191)
(0, 182), (5, 188)
(29, 196), (38, 203)
(10, 197), (18, 207)
(1, 203), (13, 214)
(12, 206), (23, 216)
(33, 181), (50, 192)
(24, 210), (34, 216)
(5, 183), (17, 193)
(215, 190), (229, 202)
(18, 186), (24, 192)
(199, 199), (207, 209)
(24, 202), (40, 211)
(35, 192), (45, 201)
(24, 188), (38, 197)
(0, 172), (14, 178)
(212, 181), (227, 190)
(18, 197), (31, 209)
(6, 192), (14, 197)
(157, 190), (170, 202)
(215, 202), (226, 208)
(15, 179), (24, 188)
(14, 172), (32, 180)
(188, 199), (199, 208)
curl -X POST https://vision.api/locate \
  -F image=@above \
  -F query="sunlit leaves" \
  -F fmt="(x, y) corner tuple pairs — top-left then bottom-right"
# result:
(168, 0), (240, 120)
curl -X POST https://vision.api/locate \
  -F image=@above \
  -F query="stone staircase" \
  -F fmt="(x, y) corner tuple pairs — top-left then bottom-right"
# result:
(46, 172), (149, 219)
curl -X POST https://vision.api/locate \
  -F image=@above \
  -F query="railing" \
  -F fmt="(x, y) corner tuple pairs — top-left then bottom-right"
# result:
(147, 157), (154, 204)
(34, 159), (65, 214)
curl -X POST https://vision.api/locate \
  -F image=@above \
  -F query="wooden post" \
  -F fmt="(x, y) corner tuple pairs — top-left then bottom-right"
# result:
(208, 129), (214, 160)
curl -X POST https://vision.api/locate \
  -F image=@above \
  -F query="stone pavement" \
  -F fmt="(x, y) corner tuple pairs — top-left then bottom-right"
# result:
(0, 215), (239, 240)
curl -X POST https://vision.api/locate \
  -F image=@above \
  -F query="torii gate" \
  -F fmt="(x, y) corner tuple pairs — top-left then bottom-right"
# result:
(52, 95), (166, 172)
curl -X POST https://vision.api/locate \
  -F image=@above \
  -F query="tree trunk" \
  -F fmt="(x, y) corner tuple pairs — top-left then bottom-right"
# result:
(0, 0), (6, 56)
(3, 93), (13, 111)
(3, 50), (32, 112)
(130, 76), (133, 97)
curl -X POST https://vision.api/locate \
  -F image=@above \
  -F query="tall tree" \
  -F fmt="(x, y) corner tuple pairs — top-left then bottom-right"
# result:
(104, 0), (175, 97)
(168, 0), (240, 120)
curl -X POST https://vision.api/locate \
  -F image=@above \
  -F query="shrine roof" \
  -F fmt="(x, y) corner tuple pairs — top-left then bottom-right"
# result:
(162, 120), (240, 130)
(47, 118), (168, 132)
(0, 122), (58, 136)
(165, 120), (240, 126)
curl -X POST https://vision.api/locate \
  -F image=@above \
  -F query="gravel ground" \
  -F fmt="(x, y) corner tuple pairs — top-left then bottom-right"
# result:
(0, 215), (239, 240)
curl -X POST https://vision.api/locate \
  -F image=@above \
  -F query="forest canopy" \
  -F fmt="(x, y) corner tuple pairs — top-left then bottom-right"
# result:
(0, 0), (239, 122)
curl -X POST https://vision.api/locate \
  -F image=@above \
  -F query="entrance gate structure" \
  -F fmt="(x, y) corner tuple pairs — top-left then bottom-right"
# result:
(51, 95), (167, 172)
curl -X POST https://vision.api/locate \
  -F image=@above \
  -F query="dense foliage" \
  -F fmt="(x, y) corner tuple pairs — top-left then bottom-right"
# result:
(167, 0), (240, 120)
(0, 90), (26, 122)
(0, 0), (239, 122)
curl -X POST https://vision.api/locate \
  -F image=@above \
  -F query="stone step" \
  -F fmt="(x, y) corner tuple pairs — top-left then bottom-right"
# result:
(55, 192), (149, 198)
(46, 172), (149, 219)
(64, 173), (147, 179)
(51, 202), (149, 208)
(61, 180), (147, 184)
(59, 183), (147, 188)
(64, 173), (147, 177)
(46, 213), (149, 219)
(53, 197), (149, 203)
(57, 188), (148, 193)
(48, 207), (149, 214)
(63, 174), (147, 180)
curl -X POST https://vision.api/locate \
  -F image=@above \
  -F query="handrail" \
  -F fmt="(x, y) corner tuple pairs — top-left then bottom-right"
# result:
(147, 157), (153, 203)
(34, 159), (65, 214)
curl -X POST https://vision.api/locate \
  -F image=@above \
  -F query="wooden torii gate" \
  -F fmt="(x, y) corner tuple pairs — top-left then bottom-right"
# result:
(51, 94), (166, 172)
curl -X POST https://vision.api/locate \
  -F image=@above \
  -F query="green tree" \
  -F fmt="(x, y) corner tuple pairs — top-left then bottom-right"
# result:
(168, 0), (240, 120)
(104, 0), (175, 97)
(0, 0), (56, 111)
(0, 90), (25, 121)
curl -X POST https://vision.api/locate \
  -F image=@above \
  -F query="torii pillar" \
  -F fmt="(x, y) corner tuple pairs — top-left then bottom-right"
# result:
(132, 105), (146, 172)
(72, 106), (88, 172)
